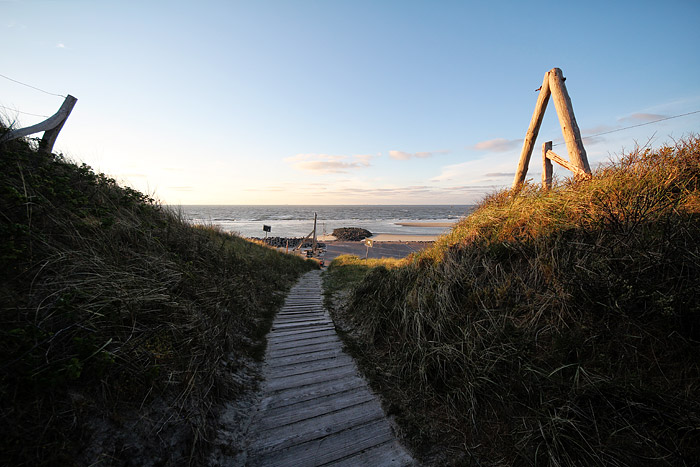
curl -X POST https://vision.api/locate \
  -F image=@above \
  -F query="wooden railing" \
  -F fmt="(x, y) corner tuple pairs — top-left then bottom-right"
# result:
(512, 68), (590, 190)
(0, 94), (77, 154)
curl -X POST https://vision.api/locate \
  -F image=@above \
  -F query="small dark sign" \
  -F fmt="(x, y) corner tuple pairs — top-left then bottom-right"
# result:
(263, 225), (271, 232)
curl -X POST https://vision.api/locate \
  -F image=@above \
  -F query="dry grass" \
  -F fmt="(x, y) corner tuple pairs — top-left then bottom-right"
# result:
(0, 134), (316, 465)
(325, 135), (700, 465)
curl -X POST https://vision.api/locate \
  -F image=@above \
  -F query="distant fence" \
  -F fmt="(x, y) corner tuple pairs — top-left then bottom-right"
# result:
(0, 94), (77, 154)
(513, 68), (591, 190)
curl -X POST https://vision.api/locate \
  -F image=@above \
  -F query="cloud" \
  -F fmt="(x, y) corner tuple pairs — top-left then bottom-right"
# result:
(286, 153), (373, 173)
(243, 186), (285, 192)
(6, 20), (27, 30)
(56, 43), (66, 48)
(389, 149), (449, 160)
(168, 186), (194, 192)
(472, 138), (521, 153)
(431, 154), (519, 183)
(619, 113), (666, 123)
(322, 184), (500, 198)
(582, 124), (617, 134)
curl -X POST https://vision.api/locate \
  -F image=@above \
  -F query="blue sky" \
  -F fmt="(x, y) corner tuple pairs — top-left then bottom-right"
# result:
(2, 0), (699, 205)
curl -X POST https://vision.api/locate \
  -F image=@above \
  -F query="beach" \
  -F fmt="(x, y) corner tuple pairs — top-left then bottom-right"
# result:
(179, 205), (472, 239)
(178, 205), (469, 261)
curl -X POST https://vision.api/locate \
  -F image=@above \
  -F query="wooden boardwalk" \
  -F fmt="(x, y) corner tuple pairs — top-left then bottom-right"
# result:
(247, 270), (414, 466)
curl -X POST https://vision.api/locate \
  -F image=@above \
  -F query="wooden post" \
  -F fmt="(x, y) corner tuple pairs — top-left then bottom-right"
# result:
(40, 95), (77, 153)
(312, 212), (317, 253)
(548, 68), (590, 174)
(542, 141), (553, 189)
(0, 94), (77, 154)
(512, 71), (552, 189)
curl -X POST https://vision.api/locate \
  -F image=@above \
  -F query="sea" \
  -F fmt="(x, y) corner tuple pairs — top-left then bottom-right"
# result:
(176, 205), (475, 238)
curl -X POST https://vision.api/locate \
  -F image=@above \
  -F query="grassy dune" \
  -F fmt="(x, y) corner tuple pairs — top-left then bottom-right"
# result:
(0, 134), (316, 465)
(324, 136), (700, 465)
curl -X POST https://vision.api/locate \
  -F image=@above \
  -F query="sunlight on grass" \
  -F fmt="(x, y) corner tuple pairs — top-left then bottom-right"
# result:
(326, 135), (700, 464)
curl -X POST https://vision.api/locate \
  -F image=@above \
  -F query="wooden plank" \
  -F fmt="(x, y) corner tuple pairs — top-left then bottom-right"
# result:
(256, 388), (375, 431)
(271, 320), (332, 331)
(268, 334), (341, 352)
(268, 325), (336, 339)
(267, 341), (341, 359)
(280, 303), (323, 309)
(265, 354), (354, 379)
(546, 149), (589, 177)
(268, 340), (342, 356)
(264, 364), (357, 392)
(276, 310), (325, 316)
(259, 374), (367, 412)
(274, 313), (329, 321)
(273, 317), (332, 327)
(268, 328), (337, 344)
(548, 68), (591, 174)
(513, 71), (551, 189)
(265, 347), (346, 369)
(329, 439), (415, 466)
(251, 418), (394, 467)
(266, 361), (356, 388)
(251, 400), (386, 453)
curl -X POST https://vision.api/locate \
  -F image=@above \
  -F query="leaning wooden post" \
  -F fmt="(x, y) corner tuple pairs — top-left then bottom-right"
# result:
(542, 141), (553, 189)
(548, 68), (590, 174)
(40, 95), (77, 154)
(0, 94), (77, 153)
(512, 71), (552, 190)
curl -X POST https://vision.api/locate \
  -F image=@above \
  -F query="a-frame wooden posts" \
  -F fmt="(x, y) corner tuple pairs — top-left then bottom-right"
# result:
(512, 68), (591, 190)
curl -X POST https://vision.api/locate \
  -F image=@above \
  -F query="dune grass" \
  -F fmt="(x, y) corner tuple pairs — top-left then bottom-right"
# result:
(324, 135), (700, 465)
(0, 134), (316, 465)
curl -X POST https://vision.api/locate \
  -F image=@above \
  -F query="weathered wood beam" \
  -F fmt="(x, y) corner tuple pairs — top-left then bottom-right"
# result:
(512, 71), (552, 190)
(542, 141), (553, 189)
(0, 95), (77, 153)
(545, 149), (590, 178)
(548, 68), (590, 174)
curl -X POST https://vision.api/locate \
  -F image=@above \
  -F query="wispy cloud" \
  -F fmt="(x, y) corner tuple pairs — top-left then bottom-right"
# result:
(389, 149), (449, 160)
(6, 20), (27, 30)
(472, 138), (521, 153)
(582, 124), (618, 134)
(619, 113), (667, 123)
(431, 154), (518, 183)
(243, 186), (286, 192)
(285, 153), (373, 173)
(56, 43), (66, 48)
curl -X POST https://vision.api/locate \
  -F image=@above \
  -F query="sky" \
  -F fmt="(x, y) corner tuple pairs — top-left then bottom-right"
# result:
(2, 0), (700, 205)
